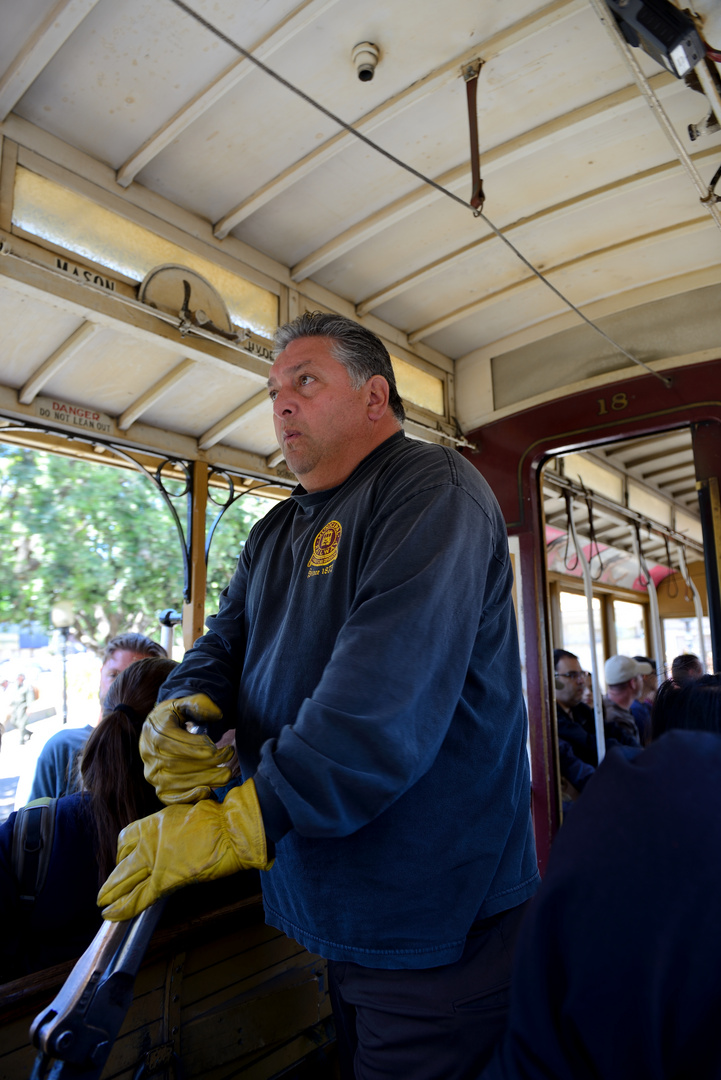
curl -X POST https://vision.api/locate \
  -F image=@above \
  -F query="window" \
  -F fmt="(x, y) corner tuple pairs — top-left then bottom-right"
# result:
(614, 601), (646, 663)
(663, 616), (711, 674)
(559, 591), (602, 677)
(12, 168), (278, 338)
(390, 355), (445, 415)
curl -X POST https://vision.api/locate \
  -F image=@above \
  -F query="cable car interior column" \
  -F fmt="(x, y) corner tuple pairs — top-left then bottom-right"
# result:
(691, 421), (721, 671)
(565, 492), (606, 766)
(183, 461), (209, 651)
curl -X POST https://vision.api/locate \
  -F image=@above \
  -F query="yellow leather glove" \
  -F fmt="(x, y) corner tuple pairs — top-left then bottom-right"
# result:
(140, 694), (234, 805)
(98, 779), (273, 921)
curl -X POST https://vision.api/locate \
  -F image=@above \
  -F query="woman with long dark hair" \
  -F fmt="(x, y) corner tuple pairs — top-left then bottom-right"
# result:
(0, 656), (175, 980)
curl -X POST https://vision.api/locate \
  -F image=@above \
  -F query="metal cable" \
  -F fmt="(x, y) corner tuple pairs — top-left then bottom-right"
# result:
(167, 0), (672, 388)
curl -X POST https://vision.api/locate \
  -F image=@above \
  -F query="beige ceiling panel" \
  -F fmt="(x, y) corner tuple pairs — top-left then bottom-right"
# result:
(221, 405), (278, 458)
(137, 363), (267, 439)
(628, 482), (672, 527)
(32, 329), (188, 417)
(12, 0), (241, 168)
(422, 221), (721, 359)
(0, 286), (85, 387)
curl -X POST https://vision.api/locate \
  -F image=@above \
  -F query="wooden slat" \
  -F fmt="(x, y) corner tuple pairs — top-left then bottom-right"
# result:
(181, 973), (322, 1073)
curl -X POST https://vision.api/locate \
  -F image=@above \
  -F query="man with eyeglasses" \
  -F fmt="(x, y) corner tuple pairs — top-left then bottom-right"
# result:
(554, 649), (598, 803)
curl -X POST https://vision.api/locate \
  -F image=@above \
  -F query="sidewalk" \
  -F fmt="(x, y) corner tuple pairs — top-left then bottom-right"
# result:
(0, 712), (93, 822)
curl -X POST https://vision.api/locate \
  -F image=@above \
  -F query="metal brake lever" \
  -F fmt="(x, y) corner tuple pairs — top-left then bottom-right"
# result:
(29, 900), (166, 1080)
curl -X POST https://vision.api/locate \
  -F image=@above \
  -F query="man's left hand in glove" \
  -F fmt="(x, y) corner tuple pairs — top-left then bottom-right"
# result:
(98, 778), (273, 922)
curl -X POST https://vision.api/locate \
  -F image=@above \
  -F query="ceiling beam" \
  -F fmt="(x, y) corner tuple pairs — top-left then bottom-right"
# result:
(407, 215), (712, 343)
(0, 250), (271, 384)
(118, 358), (197, 430)
(266, 448), (285, 469)
(198, 389), (269, 450)
(116, 0), (342, 188)
(657, 470), (697, 489)
(18, 320), (100, 404)
(639, 457), (694, 478)
(622, 445), (693, 469)
(214, 0), (586, 237)
(357, 140), (719, 318)
(0, 0), (101, 122)
(290, 70), (676, 283)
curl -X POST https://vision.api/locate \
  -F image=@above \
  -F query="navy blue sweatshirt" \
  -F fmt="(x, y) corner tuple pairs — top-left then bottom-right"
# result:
(160, 432), (538, 967)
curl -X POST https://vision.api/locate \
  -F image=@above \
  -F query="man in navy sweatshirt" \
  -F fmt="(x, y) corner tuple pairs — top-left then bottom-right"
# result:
(99, 312), (539, 1080)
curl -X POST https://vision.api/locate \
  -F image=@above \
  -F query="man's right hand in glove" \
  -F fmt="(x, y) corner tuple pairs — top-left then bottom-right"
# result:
(140, 694), (234, 805)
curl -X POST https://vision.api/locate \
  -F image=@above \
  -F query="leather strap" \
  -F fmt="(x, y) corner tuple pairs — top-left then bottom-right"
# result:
(465, 67), (485, 212)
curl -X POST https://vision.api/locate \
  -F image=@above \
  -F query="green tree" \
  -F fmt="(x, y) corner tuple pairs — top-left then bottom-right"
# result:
(0, 446), (271, 652)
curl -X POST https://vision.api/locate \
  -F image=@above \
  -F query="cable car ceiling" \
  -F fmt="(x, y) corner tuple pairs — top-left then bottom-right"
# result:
(0, 0), (720, 499)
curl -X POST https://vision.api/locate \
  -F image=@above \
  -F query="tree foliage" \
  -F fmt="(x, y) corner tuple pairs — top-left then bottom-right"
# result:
(0, 446), (271, 653)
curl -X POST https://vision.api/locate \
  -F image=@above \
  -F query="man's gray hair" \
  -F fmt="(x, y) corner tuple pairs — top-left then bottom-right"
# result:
(274, 312), (406, 423)
(102, 633), (167, 664)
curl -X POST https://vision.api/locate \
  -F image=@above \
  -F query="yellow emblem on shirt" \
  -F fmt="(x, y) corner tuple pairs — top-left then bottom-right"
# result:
(307, 519), (342, 574)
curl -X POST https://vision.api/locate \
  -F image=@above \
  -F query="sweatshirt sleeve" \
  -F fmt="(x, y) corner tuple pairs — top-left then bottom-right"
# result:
(254, 480), (516, 840)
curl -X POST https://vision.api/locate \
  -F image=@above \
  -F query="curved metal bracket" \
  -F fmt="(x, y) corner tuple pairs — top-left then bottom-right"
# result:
(0, 417), (278, 608)
(0, 418), (194, 604)
(99, 445), (193, 603)
(205, 470), (274, 564)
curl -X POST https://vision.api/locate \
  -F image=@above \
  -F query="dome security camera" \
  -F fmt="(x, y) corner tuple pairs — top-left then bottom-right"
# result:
(352, 42), (380, 82)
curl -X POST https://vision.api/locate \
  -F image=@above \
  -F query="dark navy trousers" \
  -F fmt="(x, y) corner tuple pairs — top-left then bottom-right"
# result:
(327, 900), (530, 1080)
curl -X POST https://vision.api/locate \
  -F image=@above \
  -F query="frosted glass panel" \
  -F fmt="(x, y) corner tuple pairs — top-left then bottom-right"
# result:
(13, 168), (278, 338)
(391, 355), (445, 415)
(627, 482), (671, 527)
(614, 600), (646, 660)
(563, 454), (622, 503)
(675, 510), (703, 545)
(559, 591), (603, 681)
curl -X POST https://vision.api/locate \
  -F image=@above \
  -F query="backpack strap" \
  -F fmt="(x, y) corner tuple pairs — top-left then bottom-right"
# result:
(12, 797), (58, 910)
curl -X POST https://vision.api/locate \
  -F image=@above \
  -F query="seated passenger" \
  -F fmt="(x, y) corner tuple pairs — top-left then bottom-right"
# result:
(602, 655), (650, 747)
(652, 672), (721, 739)
(553, 650), (597, 803)
(0, 656), (176, 981)
(26, 633), (167, 803)
(671, 652), (703, 686)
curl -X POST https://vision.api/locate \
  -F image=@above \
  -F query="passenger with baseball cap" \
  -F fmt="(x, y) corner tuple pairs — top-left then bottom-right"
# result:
(603, 655), (652, 748)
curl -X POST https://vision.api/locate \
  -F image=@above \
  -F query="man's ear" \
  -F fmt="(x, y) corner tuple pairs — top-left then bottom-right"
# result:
(366, 375), (390, 420)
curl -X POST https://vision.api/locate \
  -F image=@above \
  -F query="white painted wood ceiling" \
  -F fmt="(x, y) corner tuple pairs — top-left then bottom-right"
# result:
(1, 0), (720, 482)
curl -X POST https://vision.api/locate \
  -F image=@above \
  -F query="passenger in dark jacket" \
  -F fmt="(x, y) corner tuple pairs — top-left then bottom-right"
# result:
(553, 649), (605, 806)
(553, 650), (598, 797)
(483, 677), (721, 1080)
(0, 657), (174, 980)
